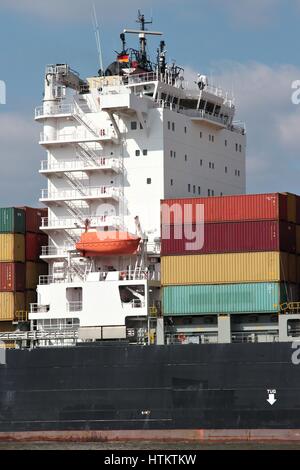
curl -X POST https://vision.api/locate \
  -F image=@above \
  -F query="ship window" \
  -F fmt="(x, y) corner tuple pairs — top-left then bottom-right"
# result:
(200, 159), (203, 166)
(214, 105), (221, 116)
(135, 150), (140, 156)
(220, 192), (223, 196)
(174, 151), (176, 158)
(140, 123), (143, 129)
(147, 178), (152, 184)
(198, 186), (201, 195)
(208, 189), (211, 196)
(184, 126), (187, 134)
(225, 166), (228, 173)
(172, 122), (175, 131)
(168, 121), (171, 130)
(170, 150), (173, 158)
(225, 139), (227, 147)
(131, 121), (137, 130)
(239, 144), (242, 152)
(200, 131), (202, 138)
(185, 154), (188, 162)
(236, 143), (238, 151)
(205, 102), (214, 114)
(170, 179), (173, 186)
(212, 190), (215, 196)
(143, 149), (148, 156)
(212, 135), (215, 142)
(188, 184), (191, 193)
(193, 185), (196, 194)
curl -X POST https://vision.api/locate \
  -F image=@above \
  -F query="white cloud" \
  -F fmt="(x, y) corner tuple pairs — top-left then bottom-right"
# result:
(186, 61), (300, 193)
(0, 113), (42, 206)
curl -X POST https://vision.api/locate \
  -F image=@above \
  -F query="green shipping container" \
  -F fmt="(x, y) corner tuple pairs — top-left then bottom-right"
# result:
(0, 208), (25, 234)
(163, 283), (298, 316)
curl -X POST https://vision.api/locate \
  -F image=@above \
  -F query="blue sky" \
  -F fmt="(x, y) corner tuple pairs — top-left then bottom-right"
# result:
(1, 0), (300, 205)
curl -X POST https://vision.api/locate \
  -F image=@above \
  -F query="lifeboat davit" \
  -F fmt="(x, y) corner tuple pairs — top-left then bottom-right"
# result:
(76, 231), (141, 256)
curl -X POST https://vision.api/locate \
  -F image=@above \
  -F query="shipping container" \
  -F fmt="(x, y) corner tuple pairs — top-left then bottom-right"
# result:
(0, 322), (16, 332)
(163, 283), (298, 316)
(25, 262), (48, 290)
(25, 290), (37, 312)
(161, 252), (297, 286)
(296, 226), (300, 254)
(161, 220), (296, 256)
(161, 193), (288, 225)
(0, 263), (25, 292)
(21, 207), (48, 234)
(283, 193), (297, 224)
(25, 233), (48, 261)
(0, 292), (25, 321)
(0, 208), (25, 234)
(0, 234), (25, 263)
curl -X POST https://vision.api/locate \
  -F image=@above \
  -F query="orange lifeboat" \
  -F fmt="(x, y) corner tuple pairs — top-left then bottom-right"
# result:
(76, 231), (141, 256)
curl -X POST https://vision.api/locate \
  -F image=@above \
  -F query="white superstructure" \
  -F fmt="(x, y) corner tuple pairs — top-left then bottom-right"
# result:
(30, 14), (246, 343)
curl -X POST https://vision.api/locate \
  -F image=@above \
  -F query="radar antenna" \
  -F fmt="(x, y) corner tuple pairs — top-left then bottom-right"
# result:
(123, 11), (162, 70)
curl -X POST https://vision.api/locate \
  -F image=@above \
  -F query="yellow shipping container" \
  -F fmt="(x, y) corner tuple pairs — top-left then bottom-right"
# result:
(161, 252), (297, 286)
(26, 262), (47, 290)
(0, 292), (25, 321)
(0, 234), (25, 262)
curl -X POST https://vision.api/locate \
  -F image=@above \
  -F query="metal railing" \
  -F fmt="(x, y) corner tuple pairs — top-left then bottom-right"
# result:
(40, 186), (121, 201)
(122, 299), (145, 309)
(35, 103), (74, 118)
(41, 246), (74, 257)
(165, 332), (218, 345)
(66, 301), (83, 312)
(178, 108), (229, 126)
(40, 128), (116, 143)
(40, 157), (122, 173)
(30, 304), (50, 313)
(39, 269), (160, 285)
(41, 215), (122, 230)
(231, 332), (279, 343)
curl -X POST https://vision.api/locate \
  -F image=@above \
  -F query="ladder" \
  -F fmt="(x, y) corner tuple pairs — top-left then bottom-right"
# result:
(64, 173), (86, 196)
(76, 143), (100, 167)
(64, 201), (87, 226)
(72, 100), (99, 138)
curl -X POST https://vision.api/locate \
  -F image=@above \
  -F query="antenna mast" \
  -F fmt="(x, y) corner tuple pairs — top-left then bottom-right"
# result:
(123, 11), (162, 70)
(92, 3), (104, 74)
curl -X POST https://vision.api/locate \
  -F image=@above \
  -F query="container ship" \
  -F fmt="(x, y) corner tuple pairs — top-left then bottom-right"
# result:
(1, 13), (300, 443)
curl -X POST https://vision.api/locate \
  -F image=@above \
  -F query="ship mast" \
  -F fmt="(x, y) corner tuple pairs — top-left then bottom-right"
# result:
(123, 10), (162, 70)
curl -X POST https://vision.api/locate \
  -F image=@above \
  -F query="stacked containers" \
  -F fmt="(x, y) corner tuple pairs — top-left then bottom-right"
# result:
(0, 207), (48, 323)
(161, 193), (299, 316)
(0, 208), (26, 321)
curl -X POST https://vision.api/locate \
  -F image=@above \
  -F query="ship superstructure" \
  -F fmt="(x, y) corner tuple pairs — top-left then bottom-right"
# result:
(31, 13), (246, 343)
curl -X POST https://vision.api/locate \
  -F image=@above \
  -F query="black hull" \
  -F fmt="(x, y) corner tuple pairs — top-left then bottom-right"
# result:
(0, 342), (299, 439)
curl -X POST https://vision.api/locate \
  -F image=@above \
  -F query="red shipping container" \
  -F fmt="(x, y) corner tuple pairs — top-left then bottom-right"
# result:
(0, 263), (25, 291)
(20, 207), (48, 234)
(161, 193), (289, 225)
(26, 233), (48, 261)
(161, 220), (296, 256)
